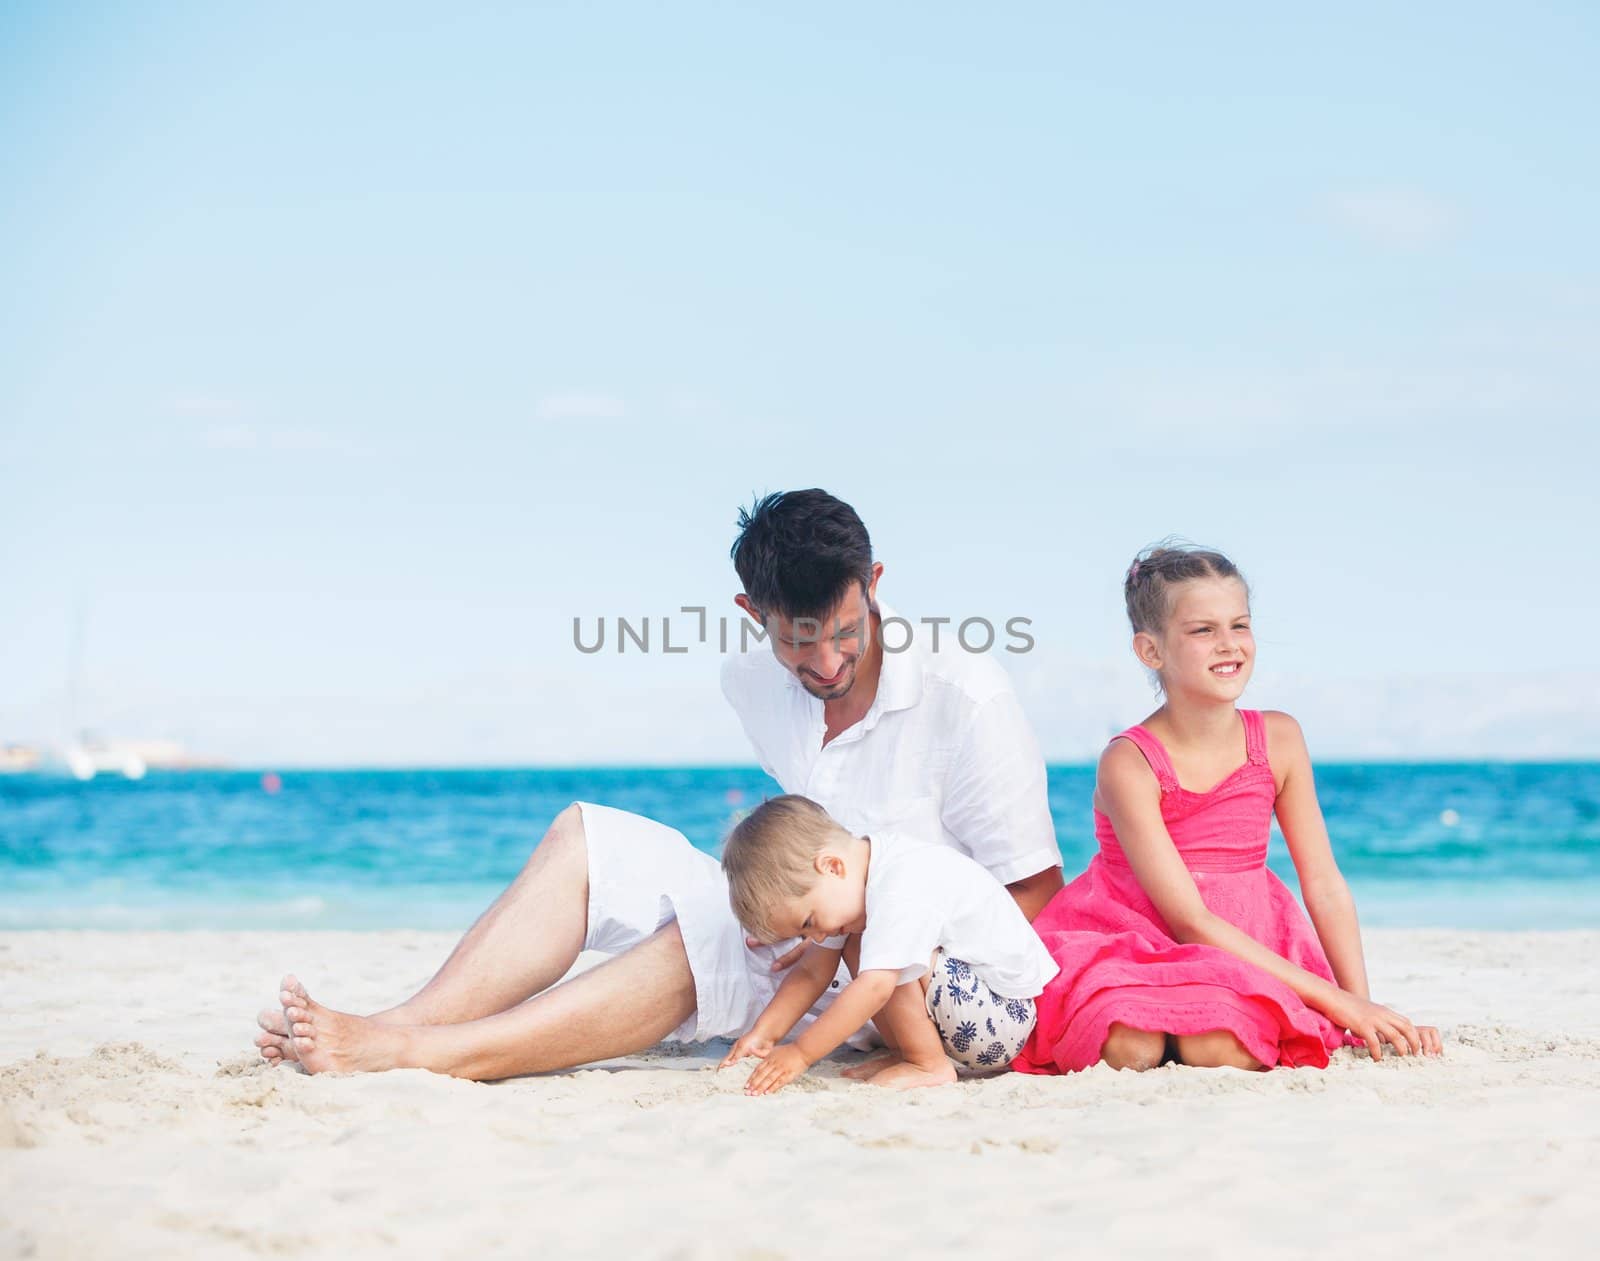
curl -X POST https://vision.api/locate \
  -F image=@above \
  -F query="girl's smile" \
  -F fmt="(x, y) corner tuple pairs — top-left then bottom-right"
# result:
(1138, 576), (1255, 700)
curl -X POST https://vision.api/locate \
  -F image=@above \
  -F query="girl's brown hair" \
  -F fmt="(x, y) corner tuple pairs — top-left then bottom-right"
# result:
(1124, 541), (1248, 634)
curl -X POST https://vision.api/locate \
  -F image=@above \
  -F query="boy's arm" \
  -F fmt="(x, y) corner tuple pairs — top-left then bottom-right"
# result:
(718, 942), (843, 1069)
(743, 969), (899, 1095)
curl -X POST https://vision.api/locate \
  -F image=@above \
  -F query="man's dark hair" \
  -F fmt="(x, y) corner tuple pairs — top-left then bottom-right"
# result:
(730, 489), (874, 621)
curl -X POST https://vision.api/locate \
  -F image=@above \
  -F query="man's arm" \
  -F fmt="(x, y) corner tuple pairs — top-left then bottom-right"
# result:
(942, 689), (1063, 900)
(1007, 865), (1064, 922)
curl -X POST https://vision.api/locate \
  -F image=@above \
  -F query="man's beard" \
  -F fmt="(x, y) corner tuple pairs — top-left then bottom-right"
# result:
(798, 658), (858, 702)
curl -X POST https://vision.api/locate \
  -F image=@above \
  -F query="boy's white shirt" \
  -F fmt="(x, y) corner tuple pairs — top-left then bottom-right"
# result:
(821, 830), (1060, 999)
(720, 602), (1059, 887)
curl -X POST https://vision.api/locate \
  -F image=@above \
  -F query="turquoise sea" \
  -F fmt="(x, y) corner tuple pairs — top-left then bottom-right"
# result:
(2, 764), (1598, 930)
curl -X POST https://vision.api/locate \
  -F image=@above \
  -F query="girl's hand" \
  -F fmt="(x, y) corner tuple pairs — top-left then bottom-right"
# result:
(744, 1045), (809, 1095)
(718, 1032), (774, 1071)
(1328, 992), (1424, 1060)
(1418, 1025), (1444, 1056)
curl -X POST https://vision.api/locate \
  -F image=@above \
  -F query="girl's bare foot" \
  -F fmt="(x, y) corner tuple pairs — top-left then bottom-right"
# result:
(868, 1059), (956, 1090)
(841, 1051), (901, 1081)
(255, 1008), (299, 1064)
(280, 975), (414, 1075)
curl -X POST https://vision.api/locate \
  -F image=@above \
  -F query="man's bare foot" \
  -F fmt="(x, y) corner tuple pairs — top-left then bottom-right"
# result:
(867, 1059), (957, 1091)
(256, 1008), (299, 1065)
(842, 1051), (902, 1082)
(280, 975), (414, 1075)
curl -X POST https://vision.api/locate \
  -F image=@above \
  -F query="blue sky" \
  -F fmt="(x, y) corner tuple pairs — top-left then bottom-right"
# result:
(2, 3), (1596, 763)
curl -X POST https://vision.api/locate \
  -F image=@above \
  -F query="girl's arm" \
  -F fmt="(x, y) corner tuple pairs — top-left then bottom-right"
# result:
(717, 941), (844, 1070)
(1269, 712), (1442, 1054)
(744, 969), (899, 1094)
(1099, 739), (1425, 1059)
(1266, 711), (1368, 998)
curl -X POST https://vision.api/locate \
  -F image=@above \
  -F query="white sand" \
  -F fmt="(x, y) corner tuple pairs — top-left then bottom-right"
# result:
(2, 929), (1598, 1259)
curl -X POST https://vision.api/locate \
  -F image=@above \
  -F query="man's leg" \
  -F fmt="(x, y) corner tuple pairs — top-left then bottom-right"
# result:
(282, 920), (698, 1080)
(258, 804), (592, 1063)
(372, 803), (593, 1025)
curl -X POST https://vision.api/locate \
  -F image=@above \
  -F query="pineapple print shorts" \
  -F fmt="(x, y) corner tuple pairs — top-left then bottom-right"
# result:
(923, 948), (1038, 1072)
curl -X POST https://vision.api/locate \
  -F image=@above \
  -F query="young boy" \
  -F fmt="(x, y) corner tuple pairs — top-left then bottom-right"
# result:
(718, 794), (1059, 1093)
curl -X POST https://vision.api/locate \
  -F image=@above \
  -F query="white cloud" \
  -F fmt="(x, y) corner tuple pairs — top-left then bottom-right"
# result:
(200, 422), (258, 450)
(198, 424), (354, 454)
(1259, 669), (1600, 761)
(533, 393), (628, 422)
(1016, 660), (1600, 762)
(1329, 188), (1458, 248)
(170, 394), (245, 418)
(1052, 319), (1597, 437)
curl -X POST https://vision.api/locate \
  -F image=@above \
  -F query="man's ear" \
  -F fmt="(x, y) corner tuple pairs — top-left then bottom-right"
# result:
(865, 562), (884, 604)
(1132, 631), (1163, 672)
(733, 594), (764, 625)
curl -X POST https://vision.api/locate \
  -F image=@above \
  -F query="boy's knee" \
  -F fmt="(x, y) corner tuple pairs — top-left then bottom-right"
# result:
(1100, 1022), (1166, 1071)
(1174, 1030), (1263, 1070)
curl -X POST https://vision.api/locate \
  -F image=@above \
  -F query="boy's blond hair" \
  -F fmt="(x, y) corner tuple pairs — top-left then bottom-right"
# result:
(721, 794), (851, 943)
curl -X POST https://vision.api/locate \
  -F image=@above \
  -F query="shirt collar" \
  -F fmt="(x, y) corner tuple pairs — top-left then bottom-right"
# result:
(871, 602), (924, 714)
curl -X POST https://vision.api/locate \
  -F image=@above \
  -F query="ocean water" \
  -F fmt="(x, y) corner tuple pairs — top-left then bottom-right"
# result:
(2, 764), (1598, 931)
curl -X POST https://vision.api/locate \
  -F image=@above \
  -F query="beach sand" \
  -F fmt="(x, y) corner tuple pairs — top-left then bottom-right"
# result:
(2, 930), (1597, 1259)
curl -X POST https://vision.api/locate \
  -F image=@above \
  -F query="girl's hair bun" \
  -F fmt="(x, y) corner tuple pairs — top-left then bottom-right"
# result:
(1124, 539), (1246, 633)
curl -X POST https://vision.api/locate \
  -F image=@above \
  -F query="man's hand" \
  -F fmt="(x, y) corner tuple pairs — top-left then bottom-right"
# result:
(747, 935), (808, 973)
(718, 1031), (775, 1071)
(744, 1044), (810, 1095)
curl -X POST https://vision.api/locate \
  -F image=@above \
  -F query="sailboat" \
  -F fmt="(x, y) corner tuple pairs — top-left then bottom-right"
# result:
(59, 603), (146, 781)
(62, 737), (148, 782)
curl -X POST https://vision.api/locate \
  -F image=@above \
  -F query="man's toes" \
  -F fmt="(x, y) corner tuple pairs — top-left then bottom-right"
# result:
(255, 1011), (300, 1061)
(258, 1007), (291, 1035)
(292, 1021), (313, 1037)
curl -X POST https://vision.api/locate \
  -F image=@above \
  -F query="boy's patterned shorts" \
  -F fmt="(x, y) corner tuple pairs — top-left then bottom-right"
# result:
(923, 948), (1037, 1072)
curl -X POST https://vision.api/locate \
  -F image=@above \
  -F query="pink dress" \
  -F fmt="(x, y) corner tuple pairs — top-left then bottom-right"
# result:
(1014, 709), (1350, 1074)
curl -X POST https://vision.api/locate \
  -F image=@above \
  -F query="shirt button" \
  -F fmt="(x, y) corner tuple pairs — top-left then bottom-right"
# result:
(830, 980), (840, 989)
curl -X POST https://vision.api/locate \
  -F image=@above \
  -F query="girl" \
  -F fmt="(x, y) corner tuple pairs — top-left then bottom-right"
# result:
(1015, 544), (1442, 1075)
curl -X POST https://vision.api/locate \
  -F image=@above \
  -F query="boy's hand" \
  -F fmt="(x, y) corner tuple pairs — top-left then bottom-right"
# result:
(744, 1045), (810, 1095)
(718, 1032), (775, 1071)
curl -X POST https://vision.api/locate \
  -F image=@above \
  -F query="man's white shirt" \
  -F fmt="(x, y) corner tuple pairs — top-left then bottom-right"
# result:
(719, 604), (1059, 887)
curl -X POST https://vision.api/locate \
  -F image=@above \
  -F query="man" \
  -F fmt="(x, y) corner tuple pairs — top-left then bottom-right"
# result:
(256, 489), (1062, 1079)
